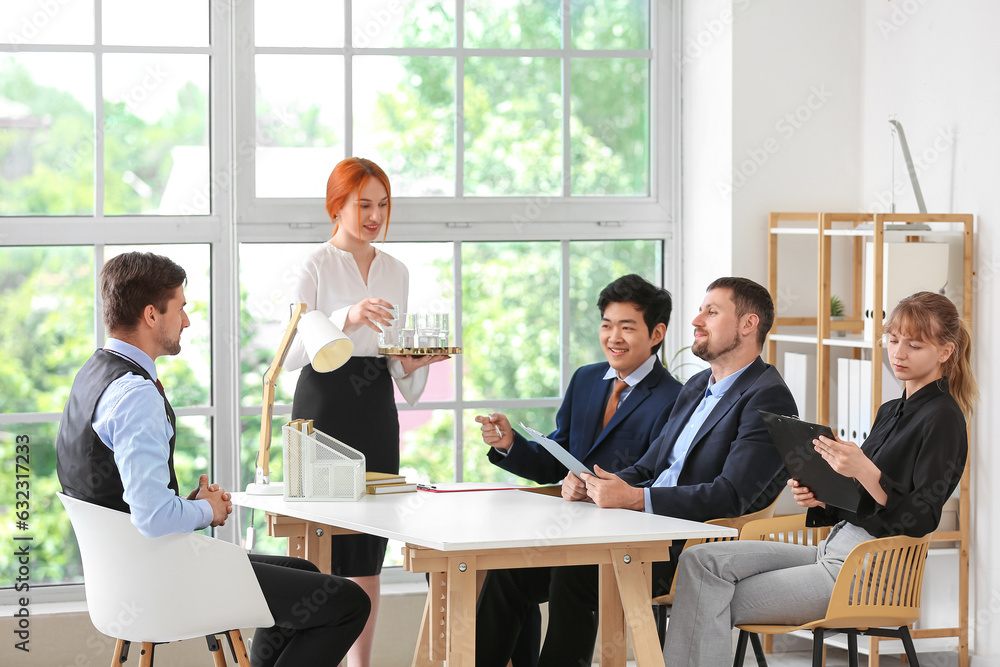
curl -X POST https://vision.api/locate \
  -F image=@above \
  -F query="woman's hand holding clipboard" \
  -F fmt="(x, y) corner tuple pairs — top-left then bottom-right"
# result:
(758, 410), (864, 512)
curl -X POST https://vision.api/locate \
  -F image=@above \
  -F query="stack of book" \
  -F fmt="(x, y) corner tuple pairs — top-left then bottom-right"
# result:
(366, 472), (417, 495)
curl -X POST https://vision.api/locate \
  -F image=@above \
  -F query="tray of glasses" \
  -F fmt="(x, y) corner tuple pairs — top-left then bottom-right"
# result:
(379, 346), (462, 356)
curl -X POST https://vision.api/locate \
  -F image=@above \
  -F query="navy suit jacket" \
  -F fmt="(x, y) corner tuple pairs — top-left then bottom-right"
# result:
(617, 356), (797, 522)
(489, 359), (683, 485)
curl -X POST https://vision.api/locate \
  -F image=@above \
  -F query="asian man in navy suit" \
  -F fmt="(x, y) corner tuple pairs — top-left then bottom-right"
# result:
(474, 274), (683, 667)
(538, 276), (797, 667)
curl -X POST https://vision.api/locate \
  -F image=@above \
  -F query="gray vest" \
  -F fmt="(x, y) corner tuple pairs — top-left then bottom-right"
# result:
(56, 349), (179, 512)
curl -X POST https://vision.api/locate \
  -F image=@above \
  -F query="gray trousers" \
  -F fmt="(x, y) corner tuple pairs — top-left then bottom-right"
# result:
(662, 521), (873, 667)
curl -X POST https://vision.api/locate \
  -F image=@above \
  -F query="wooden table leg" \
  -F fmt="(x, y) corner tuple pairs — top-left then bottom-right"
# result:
(303, 521), (333, 574)
(430, 572), (447, 661)
(446, 555), (477, 667)
(598, 561), (627, 666)
(411, 591), (437, 667)
(611, 548), (665, 667)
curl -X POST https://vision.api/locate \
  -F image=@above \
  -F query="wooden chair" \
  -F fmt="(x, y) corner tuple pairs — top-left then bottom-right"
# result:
(652, 494), (782, 646)
(59, 493), (273, 667)
(733, 514), (931, 667)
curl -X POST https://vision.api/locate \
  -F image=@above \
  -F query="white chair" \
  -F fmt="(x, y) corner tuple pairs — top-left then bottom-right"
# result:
(59, 492), (274, 667)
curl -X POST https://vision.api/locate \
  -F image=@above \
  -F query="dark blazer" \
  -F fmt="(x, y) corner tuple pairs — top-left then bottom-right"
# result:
(617, 356), (797, 521)
(489, 358), (683, 485)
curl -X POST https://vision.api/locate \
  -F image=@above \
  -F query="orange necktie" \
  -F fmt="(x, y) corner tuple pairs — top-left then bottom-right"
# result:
(602, 379), (629, 428)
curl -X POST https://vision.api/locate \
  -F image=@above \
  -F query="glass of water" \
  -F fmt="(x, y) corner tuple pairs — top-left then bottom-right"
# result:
(377, 304), (401, 347)
(399, 313), (417, 348)
(416, 313), (440, 347)
(437, 313), (450, 348)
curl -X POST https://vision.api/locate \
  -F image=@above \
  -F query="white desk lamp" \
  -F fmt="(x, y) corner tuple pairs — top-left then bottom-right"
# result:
(246, 303), (353, 495)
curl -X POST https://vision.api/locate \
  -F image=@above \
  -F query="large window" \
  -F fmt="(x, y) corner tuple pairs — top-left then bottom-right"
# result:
(0, 0), (211, 216)
(1, 0), (676, 594)
(242, 0), (651, 202)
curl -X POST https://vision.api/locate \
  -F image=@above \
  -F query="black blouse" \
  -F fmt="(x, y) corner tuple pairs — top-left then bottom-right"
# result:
(806, 377), (968, 538)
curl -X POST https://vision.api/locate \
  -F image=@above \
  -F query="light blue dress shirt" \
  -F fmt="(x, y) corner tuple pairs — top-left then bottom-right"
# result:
(643, 360), (753, 513)
(91, 338), (213, 537)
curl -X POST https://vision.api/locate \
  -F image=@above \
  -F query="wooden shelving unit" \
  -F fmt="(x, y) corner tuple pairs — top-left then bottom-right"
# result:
(765, 211), (974, 667)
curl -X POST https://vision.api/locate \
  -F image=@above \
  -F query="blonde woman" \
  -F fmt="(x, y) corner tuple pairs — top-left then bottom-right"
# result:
(663, 291), (977, 666)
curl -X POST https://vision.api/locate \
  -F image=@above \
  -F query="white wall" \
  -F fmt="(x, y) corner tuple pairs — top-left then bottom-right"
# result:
(860, 1), (1000, 662)
(681, 0), (862, 321)
(731, 1), (863, 279)
(680, 0), (734, 322)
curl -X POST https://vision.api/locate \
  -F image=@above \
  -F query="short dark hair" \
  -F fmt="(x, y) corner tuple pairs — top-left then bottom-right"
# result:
(100, 252), (186, 334)
(706, 277), (774, 348)
(597, 274), (673, 354)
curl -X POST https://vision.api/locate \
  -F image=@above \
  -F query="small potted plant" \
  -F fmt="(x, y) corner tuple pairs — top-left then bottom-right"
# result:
(830, 294), (846, 337)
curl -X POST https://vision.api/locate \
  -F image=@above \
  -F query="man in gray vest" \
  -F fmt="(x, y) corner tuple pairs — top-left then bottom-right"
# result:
(57, 251), (369, 666)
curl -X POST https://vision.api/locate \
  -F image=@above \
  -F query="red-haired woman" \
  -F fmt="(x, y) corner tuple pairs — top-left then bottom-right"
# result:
(285, 157), (448, 666)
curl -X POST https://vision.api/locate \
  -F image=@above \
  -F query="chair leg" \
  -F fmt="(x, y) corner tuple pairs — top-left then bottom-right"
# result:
(811, 629), (825, 667)
(733, 629), (749, 666)
(655, 605), (667, 649)
(110, 639), (130, 667)
(847, 631), (858, 667)
(898, 626), (920, 667)
(137, 642), (155, 667)
(748, 632), (768, 667)
(227, 630), (253, 667)
(206, 634), (228, 667)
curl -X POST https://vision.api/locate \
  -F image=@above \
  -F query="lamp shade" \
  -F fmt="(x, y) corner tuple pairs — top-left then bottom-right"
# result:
(298, 310), (354, 372)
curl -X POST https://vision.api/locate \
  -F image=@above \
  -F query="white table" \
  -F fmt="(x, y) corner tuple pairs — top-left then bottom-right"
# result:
(232, 490), (735, 667)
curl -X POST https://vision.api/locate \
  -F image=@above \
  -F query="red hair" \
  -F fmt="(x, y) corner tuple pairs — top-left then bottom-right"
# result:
(325, 158), (392, 242)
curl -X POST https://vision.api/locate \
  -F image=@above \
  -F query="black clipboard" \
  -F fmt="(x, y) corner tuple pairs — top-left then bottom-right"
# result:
(758, 410), (863, 513)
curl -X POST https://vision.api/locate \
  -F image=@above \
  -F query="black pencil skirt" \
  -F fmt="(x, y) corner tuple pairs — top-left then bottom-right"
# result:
(292, 356), (400, 576)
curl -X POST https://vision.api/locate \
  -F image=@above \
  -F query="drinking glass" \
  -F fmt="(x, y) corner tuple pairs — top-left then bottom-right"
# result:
(438, 313), (450, 348)
(416, 313), (440, 347)
(399, 313), (417, 348)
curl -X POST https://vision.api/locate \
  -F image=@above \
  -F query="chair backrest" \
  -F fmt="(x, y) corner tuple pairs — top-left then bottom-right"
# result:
(739, 513), (832, 547)
(738, 513), (931, 629)
(654, 493), (783, 603)
(820, 533), (931, 628)
(723, 490), (782, 532)
(59, 493), (274, 643)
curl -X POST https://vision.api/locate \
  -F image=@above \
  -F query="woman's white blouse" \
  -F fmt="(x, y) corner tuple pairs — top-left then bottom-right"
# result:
(284, 242), (428, 406)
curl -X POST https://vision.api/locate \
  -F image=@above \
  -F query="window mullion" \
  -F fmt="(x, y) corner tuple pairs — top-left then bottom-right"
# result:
(560, 239), (571, 393)
(562, 0), (571, 198)
(344, 0), (353, 157)
(94, 0), (105, 218)
(455, 0), (465, 199)
(94, 244), (104, 347)
(453, 240), (464, 481)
